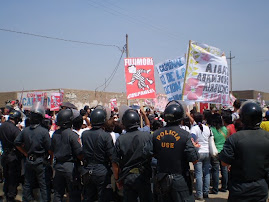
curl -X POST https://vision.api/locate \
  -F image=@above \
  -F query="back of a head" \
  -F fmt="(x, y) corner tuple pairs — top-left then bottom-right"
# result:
(193, 112), (203, 124)
(41, 118), (52, 131)
(210, 113), (223, 129)
(90, 108), (106, 127)
(72, 115), (83, 130)
(56, 109), (73, 129)
(222, 111), (233, 125)
(233, 99), (241, 110)
(164, 101), (184, 125)
(122, 109), (140, 131)
(239, 101), (262, 128)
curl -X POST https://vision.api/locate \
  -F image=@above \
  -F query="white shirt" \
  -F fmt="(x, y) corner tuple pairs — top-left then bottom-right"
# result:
(73, 128), (90, 145)
(110, 132), (120, 145)
(180, 125), (190, 133)
(190, 124), (210, 153)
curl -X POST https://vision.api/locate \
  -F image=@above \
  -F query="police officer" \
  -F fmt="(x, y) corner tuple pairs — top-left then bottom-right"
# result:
(81, 107), (114, 202)
(14, 102), (51, 202)
(152, 101), (199, 202)
(112, 109), (153, 202)
(220, 101), (269, 202)
(0, 110), (22, 202)
(50, 109), (82, 202)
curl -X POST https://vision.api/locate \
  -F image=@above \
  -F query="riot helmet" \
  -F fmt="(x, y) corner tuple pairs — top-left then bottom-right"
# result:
(9, 110), (22, 124)
(56, 109), (73, 128)
(31, 102), (45, 118)
(164, 100), (184, 124)
(90, 108), (106, 127)
(122, 109), (140, 130)
(30, 102), (45, 125)
(239, 101), (262, 128)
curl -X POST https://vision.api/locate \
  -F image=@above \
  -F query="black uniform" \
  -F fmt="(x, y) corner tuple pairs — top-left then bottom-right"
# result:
(0, 121), (22, 201)
(219, 128), (269, 202)
(51, 128), (82, 202)
(153, 125), (199, 202)
(14, 124), (51, 202)
(81, 127), (114, 202)
(112, 129), (153, 202)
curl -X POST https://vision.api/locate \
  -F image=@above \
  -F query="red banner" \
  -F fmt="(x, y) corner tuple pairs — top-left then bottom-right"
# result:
(110, 98), (117, 111)
(124, 57), (156, 99)
(50, 93), (62, 111)
(200, 103), (209, 113)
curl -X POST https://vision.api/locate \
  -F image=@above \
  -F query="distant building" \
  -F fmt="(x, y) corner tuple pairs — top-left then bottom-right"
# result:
(233, 90), (269, 102)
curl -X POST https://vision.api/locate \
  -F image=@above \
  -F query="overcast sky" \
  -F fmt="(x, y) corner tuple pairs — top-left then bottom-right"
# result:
(0, 0), (268, 93)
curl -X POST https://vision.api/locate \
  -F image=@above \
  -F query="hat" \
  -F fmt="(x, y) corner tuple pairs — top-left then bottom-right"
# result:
(60, 102), (77, 110)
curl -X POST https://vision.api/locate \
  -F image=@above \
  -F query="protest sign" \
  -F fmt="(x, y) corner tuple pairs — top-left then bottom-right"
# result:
(124, 57), (156, 99)
(110, 98), (117, 111)
(50, 93), (62, 111)
(183, 41), (230, 105)
(17, 90), (64, 110)
(156, 56), (186, 101)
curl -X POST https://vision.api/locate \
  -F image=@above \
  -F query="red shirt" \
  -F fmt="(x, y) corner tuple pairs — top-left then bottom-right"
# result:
(227, 124), (236, 137)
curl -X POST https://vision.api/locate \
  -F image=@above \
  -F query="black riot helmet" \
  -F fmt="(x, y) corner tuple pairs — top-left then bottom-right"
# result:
(122, 109), (140, 130)
(31, 102), (45, 118)
(239, 101), (262, 128)
(30, 102), (45, 125)
(164, 101), (184, 125)
(9, 110), (22, 124)
(90, 108), (106, 127)
(56, 109), (73, 129)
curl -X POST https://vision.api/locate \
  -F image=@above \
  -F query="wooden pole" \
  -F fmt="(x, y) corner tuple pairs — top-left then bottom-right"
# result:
(182, 40), (192, 100)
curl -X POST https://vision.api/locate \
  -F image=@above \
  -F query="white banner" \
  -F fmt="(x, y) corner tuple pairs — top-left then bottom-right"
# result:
(17, 90), (64, 110)
(156, 56), (186, 101)
(183, 41), (230, 105)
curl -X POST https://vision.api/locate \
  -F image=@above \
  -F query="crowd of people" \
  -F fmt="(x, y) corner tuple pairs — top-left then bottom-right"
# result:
(0, 98), (268, 202)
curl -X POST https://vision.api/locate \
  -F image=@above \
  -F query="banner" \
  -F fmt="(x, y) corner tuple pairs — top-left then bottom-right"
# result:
(17, 90), (64, 110)
(50, 93), (62, 111)
(183, 41), (230, 105)
(110, 98), (117, 111)
(156, 56), (186, 101)
(124, 57), (156, 99)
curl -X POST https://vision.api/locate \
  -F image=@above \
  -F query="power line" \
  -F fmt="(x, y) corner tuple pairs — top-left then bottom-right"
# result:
(87, 0), (180, 40)
(95, 45), (125, 93)
(0, 28), (123, 51)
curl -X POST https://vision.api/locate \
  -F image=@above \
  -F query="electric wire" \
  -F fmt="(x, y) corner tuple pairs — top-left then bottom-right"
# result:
(94, 46), (125, 92)
(0, 28), (123, 51)
(87, 0), (180, 40)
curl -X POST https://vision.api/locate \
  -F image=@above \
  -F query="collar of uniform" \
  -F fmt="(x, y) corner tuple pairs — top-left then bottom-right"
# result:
(30, 124), (40, 129)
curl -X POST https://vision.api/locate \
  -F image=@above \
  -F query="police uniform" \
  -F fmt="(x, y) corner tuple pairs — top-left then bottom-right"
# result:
(14, 124), (51, 202)
(112, 128), (153, 202)
(0, 120), (22, 201)
(51, 128), (82, 202)
(219, 128), (269, 202)
(81, 127), (114, 202)
(153, 125), (198, 202)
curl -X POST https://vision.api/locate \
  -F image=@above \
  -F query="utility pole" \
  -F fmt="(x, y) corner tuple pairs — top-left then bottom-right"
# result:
(126, 34), (129, 58)
(126, 34), (130, 106)
(227, 51), (235, 94)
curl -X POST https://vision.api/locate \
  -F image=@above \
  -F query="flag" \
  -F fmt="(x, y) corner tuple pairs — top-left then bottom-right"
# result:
(183, 41), (230, 105)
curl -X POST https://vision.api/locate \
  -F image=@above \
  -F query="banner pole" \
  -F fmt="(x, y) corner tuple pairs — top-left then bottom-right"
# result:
(182, 40), (192, 100)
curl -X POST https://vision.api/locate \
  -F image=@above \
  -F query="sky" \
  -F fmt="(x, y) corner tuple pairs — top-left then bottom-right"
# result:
(0, 0), (269, 94)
